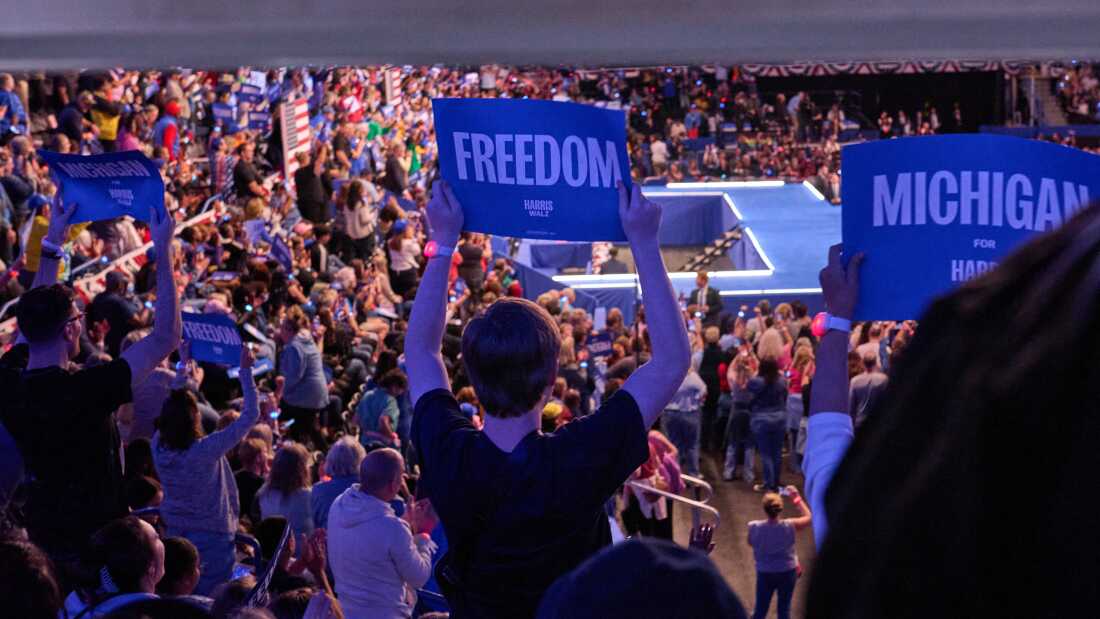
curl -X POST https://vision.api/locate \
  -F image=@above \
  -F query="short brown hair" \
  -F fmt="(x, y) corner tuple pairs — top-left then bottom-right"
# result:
(156, 390), (203, 451)
(237, 437), (268, 469)
(461, 298), (561, 418)
(15, 284), (76, 343)
(762, 492), (784, 518)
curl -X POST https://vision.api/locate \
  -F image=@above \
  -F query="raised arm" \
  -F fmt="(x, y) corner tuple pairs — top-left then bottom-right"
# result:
(804, 243), (863, 547)
(121, 207), (181, 387)
(783, 485), (813, 531)
(406, 180), (462, 404)
(618, 183), (691, 428)
(196, 346), (260, 456)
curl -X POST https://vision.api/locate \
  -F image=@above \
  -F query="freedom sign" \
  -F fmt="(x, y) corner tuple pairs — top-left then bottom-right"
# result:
(182, 312), (242, 365)
(842, 134), (1100, 319)
(39, 150), (165, 223)
(433, 98), (631, 241)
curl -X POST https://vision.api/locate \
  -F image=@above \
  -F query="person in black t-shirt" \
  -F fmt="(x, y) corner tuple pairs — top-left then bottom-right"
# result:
(294, 143), (329, 224)
(233, 141), (268, 202)
(407, 181), (690, 618)
(89, 270), (147, 358)
(0, 201), (181, 580)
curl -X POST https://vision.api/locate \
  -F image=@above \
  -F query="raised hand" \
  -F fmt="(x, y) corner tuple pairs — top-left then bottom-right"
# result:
(240, 343), (255, 371)
(426, 180), (463, 247)
(150, 205), (176, 251)
(617, 181), (661, 247)
(818, 243), (864, 319)
(45, 190), (78, 245)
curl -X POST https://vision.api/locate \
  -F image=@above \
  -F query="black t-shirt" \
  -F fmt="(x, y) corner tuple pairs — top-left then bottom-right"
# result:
(235, 469), (264, 521)
(233, 158), (263, 198)
(0, 349), (132, 556)
(457, 243), (483, 273)
(412, 388), (649, 618)
(331, 133), (352, 160)
(382, 155), (407, 194)
(90, 291), (139, 358)
(294, 164), (326, 224)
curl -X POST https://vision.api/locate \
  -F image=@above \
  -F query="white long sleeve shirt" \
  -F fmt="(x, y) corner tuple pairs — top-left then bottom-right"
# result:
(802, 412), (854, 548)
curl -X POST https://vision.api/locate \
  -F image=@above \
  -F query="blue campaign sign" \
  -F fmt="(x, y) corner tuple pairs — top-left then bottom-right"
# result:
(212, 103), (236, 127)
(249, 110), (272, 131)
(433, 98), (631, 242)
(586, 332), (614, 358)
(182, 312), (242, 365)
(842, 134), (1100, 319)
(239, 84), (264, 105)
(39, 150), (165, 223)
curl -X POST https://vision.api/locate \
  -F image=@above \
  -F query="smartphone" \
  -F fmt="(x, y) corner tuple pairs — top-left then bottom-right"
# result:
(694, 311), (703, 319)
(779, 487), (792, 497)
(283, 418), (296, 428)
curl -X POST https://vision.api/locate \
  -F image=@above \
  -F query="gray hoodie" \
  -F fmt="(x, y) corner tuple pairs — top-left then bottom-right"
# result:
(327, 486), (435, 619)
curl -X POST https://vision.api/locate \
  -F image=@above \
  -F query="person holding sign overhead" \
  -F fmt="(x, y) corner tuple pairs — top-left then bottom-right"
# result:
(408, 180), (690, 618)
(0, 197), (180, 586)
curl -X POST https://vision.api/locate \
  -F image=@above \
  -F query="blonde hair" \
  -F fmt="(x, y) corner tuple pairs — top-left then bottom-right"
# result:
(757, 328), (784, 361)
(792, 344), (815, 375)
(559, 337), (577, 366)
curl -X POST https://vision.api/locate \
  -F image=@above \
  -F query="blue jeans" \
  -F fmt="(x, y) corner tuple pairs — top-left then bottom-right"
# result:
(662, 408), (700, 476)
(169, 528), (235, 596)
(753, 569), (797, 619)
(751, 414), (786, 491)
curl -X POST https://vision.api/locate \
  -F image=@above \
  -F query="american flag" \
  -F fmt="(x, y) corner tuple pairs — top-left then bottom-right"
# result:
(280, 97), (312, 189)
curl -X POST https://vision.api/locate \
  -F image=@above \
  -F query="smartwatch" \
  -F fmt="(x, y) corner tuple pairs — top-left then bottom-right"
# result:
(424, 240), (455, 259)
(811, 312), (852, 338)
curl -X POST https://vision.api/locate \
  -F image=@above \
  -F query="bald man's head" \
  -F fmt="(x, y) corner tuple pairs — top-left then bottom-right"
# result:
(360, 448), (404, 499)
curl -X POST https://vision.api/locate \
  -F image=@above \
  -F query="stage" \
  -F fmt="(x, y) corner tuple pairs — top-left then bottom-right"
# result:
(504, 181), (842, 324)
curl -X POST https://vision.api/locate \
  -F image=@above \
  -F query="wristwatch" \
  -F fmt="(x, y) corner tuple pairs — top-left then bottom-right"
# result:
(424, 240), (455, 259)
(811, 312), (851, 338)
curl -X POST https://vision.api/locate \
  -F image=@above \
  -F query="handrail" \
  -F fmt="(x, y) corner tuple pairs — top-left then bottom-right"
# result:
(625, 480), (721, 535)
(679, 474), (714, 505)
(0, 208), (219, 344)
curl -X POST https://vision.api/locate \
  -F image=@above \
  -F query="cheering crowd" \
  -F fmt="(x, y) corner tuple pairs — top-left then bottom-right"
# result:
(0, 63), (1098, 619)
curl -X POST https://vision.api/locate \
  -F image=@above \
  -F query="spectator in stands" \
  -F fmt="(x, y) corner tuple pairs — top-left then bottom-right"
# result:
(235, 437), (271, 520)
(382, 141), (410, 196)
(295, 144), (330, 225)
(0, 74), (28, 139)
(344, 177), (378, 261)
(723, 349), (758, 482)
(328, 448), (437, 618)
(153, 346), (260, 595)
(0, 539), (64, 619)
(156, 537), (201, 597)
(154, 99), (182, 161)
(387, 221), (421, 298)
(748, 487), (811, 619)
(90, 270), (147, 358)
(310, 436), (366, 529)
(0, 203), (179, 585)
(407, 181), (689, 617)
(355, 369), (408, 450)
(234, 141), (269, 202)
(848, 350), (888, 429)
(62, 516), (165, 618)
(258, 442), (316, 540)
(57, 90), (95, 146)
(277, 306), (329, 448)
